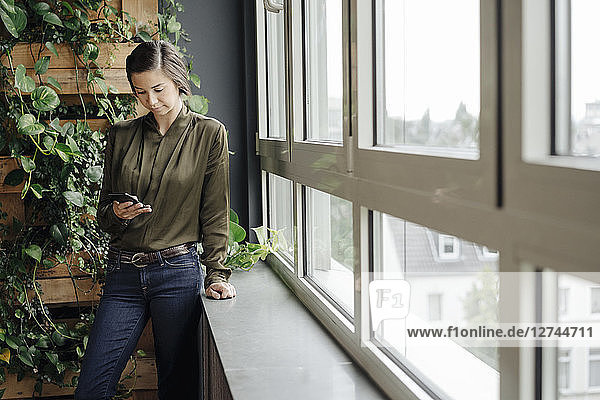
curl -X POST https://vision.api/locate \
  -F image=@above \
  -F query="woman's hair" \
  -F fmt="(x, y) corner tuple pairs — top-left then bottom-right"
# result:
(126, 40), (191, 96)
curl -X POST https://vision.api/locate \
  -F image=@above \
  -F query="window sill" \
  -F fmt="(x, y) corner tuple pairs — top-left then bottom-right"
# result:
(199, 261), (388, 400)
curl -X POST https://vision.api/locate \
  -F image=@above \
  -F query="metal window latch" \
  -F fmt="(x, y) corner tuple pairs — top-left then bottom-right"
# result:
(255, 132), (260, 155)
(264, 0), (283, 13)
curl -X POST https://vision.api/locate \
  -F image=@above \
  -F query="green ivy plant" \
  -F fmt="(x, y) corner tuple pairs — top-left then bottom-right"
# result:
(0, 0), (280, 398)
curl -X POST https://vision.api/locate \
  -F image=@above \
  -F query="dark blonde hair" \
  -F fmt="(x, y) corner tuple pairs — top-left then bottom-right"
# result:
(126, 40), (191, 96)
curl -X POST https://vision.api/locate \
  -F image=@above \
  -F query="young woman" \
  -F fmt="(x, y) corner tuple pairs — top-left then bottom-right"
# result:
(74, 40), (236, 399)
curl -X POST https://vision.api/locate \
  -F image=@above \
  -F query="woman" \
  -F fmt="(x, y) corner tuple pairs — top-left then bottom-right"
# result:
(74, 40), (236, 400)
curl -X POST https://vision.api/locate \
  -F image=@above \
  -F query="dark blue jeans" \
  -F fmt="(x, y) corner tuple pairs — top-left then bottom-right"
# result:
(74, 246), (204, 400)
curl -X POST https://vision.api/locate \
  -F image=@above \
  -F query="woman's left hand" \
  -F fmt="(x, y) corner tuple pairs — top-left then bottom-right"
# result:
(206, 282), (236, 299)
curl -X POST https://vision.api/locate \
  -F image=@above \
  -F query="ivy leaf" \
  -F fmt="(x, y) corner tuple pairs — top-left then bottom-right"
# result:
(34, 56), (50, 75)
(76, 346), (83, 358)
(47, 76), (61, 91)
(31, 86), (59, 111)
(0, 348), (10, 364)
(24, 244), (42, 262)
(36, 336), (51, 349)
(230, 209), (239, 224)
(50, 223), (67, 245)
(14, 309), (24, 319)
(61, 121), (74, 136)
(229, 220), (246, 243)
(20, 155), (35, 172)
(51, 330), (65, 346)
(251, 226), (268, 246)
(21, 76), (35, 92)
(17, 113), (45, 136)
(189, 73), (201, 89)
(166, 16), (180, 33)
(62, 190), (83, 207)
(32, 2), (50, 15)
(94, 77), (107, 95)
(187, 95), (208, 115)
(17, 346), (33, 367)
(137, 30), (151, 42)
(0, 0), (15, 14)
(82, 42), (98, 62)
(45, 351), (58, 366)
(66, 135), (79, 153)
(3, 168), (24, 186)
(42, 135), (54, 150)
(85, 165), (102, 182)
(43, 12), (63, 27)
(5, 336), (18, 350)
(30, 183), (43, 198)
(45, 41), (58, 57)
(14, 63), (25, 87)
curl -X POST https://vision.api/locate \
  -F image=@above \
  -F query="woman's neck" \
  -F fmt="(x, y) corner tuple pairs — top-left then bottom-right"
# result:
(154, 98), (183, 135)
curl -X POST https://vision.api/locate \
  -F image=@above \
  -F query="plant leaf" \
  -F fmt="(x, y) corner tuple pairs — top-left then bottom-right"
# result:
(187, 95), (208, 114)
(47, 76), (61, 91)
(229, 220), (246, 243)
(34, 55), (50, 75)
(43, 12), (63, 27)
(50, 223), (67, 245)
(230, 209), (239, 224)
(31, 86), (59, 111)
(82, 42), (98, 62)
(137, 30), (151, 42)
(32, 2), (50, 15)
(85, 165), (102, 182)
(24, 244), (42, 262)
(0, 348), (10, 364)
(30, 183), (43, 198)
(14, 63), (25, 87)
(17, 114), (45, 135)
(45, 41), (58, 57)
(189, 73), (201, 89)
(20, 155), (35, 172)
(4, 168), (24, 186)
(62, 190), (83, 207)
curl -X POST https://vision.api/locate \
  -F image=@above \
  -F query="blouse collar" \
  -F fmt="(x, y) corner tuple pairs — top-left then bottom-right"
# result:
(143, 101), (191, 137)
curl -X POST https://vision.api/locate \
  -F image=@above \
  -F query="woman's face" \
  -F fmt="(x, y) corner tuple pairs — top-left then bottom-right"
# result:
(130, 68), (181, 117)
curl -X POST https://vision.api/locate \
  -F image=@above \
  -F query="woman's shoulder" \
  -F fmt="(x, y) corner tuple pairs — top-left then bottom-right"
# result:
(111, 114), (145, 133)
(188, 111), (226, 135)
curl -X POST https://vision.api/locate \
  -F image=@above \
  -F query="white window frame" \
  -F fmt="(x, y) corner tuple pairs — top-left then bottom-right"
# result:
(589, 348), (600, 389)
(437, 234), (460, 261)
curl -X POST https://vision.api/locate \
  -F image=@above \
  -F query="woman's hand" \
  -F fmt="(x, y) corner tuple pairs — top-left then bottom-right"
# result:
(206, 282), (236, 299)
(113, 196), (152, 220)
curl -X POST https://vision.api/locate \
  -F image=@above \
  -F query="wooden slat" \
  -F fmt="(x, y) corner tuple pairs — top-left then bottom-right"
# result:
(29, 277), (102, 306)
(0, 356), (157, 398)
(0, 42), (137, 69)
(6, 68), (133, 94)
(34, 252), (96, 279)
(122, 0), (158, 30)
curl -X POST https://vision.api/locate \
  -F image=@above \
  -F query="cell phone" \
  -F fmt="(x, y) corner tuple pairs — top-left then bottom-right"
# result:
(109, 192), (140, 204)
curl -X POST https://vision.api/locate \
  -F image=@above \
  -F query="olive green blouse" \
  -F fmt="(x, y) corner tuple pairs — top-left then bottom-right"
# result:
(96, 103), (232, 290)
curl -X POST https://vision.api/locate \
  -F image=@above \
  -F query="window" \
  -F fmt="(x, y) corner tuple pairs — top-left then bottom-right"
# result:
(374, 0), (480, 158)
(267, 173), (294, 263)
(558, 349), (570, 391)
(427, 293), (442, 321)
(303, 0), (343, 142)
(265, 3), (286, 139)
(304, 187), (353, 316)
(372, 211), (499, 400)
(558, 287), (568, 315)
(555, 0), (600, 157)
(437, 234), (460, 260)
(592, 287), (600, 314)
(590, 349), (600, 388)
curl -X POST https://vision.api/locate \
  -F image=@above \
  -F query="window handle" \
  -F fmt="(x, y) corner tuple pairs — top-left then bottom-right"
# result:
(264, 0), (283, 13)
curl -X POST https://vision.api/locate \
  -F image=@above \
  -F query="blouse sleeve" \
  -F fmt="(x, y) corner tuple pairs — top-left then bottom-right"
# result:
(97, 125), (131, 234)
(199, 124), (232, 290)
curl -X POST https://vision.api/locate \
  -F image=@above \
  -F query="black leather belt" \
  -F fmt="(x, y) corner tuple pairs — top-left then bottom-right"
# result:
(107, 242), (196, 268)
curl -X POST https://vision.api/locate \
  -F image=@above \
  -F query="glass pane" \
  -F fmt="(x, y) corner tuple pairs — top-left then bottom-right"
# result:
(266, 10), (286, 139)
(569, 0), (600, 156)
(557, 273), (600, 398)
(304, 0), (343, 142)
(375, 0), (480, 158)
(268, 174), (294, 263)
(305, 187), (353, 315)
(372, 211), (499, 400)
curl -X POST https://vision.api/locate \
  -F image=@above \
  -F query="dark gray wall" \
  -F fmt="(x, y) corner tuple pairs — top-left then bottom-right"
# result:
(176, 0), (261, 240)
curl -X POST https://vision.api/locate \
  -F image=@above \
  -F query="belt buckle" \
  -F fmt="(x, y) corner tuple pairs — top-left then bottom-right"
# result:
(131, 252), (147, 268)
